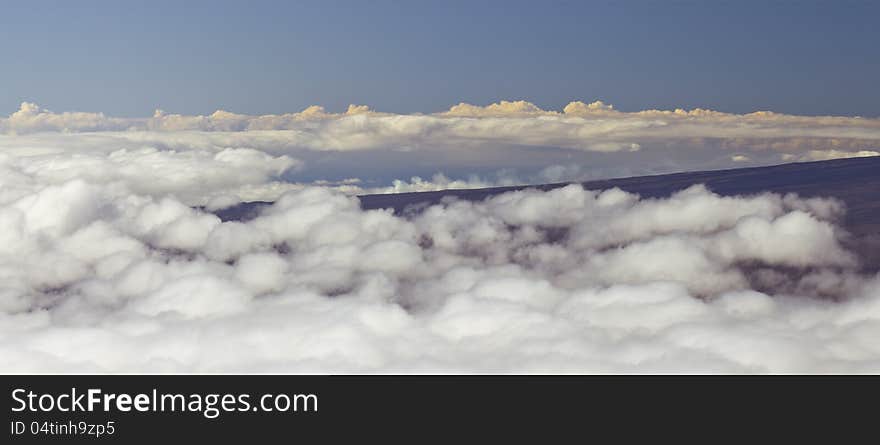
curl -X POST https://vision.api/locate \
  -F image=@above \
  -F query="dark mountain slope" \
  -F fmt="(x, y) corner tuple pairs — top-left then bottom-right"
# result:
(216, 156), (880, 271)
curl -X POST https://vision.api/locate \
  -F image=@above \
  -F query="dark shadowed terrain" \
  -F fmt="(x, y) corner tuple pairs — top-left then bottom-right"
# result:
(215, 156), (880, 272)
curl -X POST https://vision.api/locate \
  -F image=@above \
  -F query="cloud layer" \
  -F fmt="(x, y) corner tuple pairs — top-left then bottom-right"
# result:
(2, 181), (878, 373)
(2, 101), (879, 373)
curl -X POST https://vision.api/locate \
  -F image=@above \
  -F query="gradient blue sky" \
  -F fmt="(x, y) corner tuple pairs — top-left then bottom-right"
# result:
(2, 0), (878, 117)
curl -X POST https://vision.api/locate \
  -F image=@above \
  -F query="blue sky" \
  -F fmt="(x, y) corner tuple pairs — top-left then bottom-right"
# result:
(2, 0), (878, 117)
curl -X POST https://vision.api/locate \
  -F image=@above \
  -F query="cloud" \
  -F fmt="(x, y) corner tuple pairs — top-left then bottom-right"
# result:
(0, 133), (305, 206)
(1, 181), (878, 373)
(563, 100), (615, 114)
(3, 102), (133, 133)
(443, 100), (548, 117)
(1, 100), (879, 373)
(0, 102), (875, 280)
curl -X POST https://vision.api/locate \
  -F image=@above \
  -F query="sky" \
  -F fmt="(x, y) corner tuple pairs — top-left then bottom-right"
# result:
(2, 0), (879, 117)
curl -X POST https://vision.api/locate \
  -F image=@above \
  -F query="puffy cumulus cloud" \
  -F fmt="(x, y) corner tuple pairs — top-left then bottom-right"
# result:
(563, 100), (615, 114)
(1, 181), (879, 373)
(367, 164), (617, 195)
(443, 100), (547, 117)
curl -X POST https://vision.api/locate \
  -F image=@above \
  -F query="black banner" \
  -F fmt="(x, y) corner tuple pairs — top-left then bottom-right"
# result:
(2, 375), (876, 443)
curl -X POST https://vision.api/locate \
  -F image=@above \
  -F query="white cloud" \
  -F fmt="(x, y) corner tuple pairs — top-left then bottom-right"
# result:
(1, 100), (878, 373)
(443, 100), (548, 117)
(784, 149), (880, 162)
(0, 132), (304, 206)
(4, 101), (879, 156)
(1, 182), (878, 373)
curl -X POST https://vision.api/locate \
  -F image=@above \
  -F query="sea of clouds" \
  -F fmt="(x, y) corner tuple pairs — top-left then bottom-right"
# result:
(2, 180), (879, 372)
(2, 100), (879, 205)
(1, 101), (879, 372)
